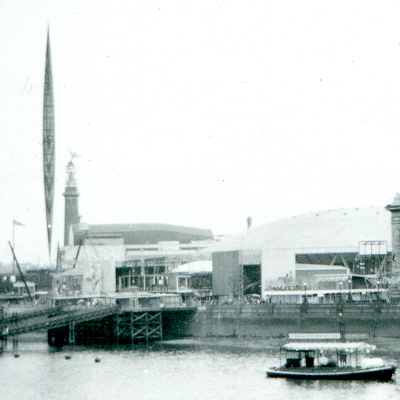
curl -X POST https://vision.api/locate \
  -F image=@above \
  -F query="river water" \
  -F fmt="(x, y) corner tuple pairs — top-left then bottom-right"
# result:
(0, 336), (399, 400)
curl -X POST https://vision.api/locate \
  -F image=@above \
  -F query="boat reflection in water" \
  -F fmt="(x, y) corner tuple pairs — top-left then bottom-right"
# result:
(266, 341), (396, 381)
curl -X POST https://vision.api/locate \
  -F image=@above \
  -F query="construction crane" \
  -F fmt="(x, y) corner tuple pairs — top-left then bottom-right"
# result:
(8, 241), (33, 301)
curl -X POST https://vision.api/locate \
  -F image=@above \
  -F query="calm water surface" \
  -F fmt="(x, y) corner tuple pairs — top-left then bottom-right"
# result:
(0, 336), (399, 400)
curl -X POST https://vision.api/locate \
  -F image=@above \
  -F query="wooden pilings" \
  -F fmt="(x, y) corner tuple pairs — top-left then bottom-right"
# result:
(68, 320), (75, 345)
(47, 311), (163, 347)
(45, 308), (198, 347)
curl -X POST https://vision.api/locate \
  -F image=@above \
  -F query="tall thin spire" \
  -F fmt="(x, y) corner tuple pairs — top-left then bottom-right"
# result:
(43, 28), (55, 255)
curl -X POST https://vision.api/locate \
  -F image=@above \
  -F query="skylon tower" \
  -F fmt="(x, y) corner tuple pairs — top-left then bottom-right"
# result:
(43, 29), (55, 255)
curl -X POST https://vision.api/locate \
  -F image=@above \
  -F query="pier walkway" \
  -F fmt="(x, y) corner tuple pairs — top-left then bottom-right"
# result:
(0, 305), (197, 347)
(1, 305), (118, 336)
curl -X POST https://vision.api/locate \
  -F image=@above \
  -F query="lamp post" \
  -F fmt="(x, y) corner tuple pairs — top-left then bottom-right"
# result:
(338, 312), (345, 342)
(377, 281), (380, 300)
(360, 263), (365, 275)
(348, 277), (352, 301)
(336, 282), (345, 340)
(301, 282), (308, 315)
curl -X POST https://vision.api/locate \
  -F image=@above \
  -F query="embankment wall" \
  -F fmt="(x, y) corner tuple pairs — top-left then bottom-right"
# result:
(186, 303), (400, 338)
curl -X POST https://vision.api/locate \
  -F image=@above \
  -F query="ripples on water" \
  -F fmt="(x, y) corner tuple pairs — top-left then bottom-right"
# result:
(0, 336), (399, 400)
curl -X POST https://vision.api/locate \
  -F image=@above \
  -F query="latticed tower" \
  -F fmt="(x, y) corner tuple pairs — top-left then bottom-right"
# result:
(63, 160), (80, 245)
(43, 29), (55, 255)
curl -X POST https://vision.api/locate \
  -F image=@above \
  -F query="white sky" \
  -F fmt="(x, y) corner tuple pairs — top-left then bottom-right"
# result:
(1, 0), (400, 265)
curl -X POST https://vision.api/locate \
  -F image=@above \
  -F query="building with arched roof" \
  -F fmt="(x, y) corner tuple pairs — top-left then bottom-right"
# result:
(70, 223), (214, 246)
(205, 206), (393, 300)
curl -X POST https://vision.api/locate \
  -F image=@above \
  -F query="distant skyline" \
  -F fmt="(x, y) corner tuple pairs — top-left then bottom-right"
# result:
(1, 1), (400, 265)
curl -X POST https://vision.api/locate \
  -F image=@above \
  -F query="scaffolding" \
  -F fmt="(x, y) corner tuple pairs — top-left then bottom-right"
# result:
(358, 241), (388, 276)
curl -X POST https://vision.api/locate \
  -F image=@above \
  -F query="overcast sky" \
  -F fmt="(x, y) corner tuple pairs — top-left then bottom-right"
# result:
(1, 1), (400, 265)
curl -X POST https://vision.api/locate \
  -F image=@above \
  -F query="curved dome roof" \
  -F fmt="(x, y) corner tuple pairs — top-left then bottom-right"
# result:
(73, 223), (214, 245)
(206, 207), (392, 254)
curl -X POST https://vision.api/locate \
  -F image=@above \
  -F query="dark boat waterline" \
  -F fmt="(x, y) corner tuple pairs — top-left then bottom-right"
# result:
(266, 365), (397, 381)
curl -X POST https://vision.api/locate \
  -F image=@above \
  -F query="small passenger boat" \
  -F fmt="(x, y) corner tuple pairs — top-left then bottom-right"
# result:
(266, 341), (396, 381)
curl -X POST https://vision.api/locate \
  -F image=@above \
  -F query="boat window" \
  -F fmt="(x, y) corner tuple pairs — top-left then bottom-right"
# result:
(305, 355), (314, 367)
(285, 358), (301, 368)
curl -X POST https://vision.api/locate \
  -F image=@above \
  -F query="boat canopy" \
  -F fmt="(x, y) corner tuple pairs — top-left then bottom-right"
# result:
(282, 342), (376, 352)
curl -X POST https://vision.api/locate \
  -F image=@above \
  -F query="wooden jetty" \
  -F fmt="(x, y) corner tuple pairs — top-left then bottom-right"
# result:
(0, 304), (197, 348)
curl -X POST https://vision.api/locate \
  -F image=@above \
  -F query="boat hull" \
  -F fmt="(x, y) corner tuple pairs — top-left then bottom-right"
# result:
(266, 366), (396, 381)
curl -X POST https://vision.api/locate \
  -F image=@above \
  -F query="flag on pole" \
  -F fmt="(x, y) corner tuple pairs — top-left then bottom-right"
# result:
(13, 220), (24, 227)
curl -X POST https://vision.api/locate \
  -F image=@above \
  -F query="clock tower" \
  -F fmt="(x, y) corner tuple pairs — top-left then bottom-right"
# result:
(63, 159), (80, 245)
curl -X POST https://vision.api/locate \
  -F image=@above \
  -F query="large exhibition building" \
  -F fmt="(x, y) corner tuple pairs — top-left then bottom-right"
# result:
(207, 203), (400, 302)
(58, 154), (400, 304)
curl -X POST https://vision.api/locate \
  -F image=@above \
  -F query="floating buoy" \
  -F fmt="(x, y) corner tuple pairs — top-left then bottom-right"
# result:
(14, 353), (20, 358)
(95, 357), (101, 363)
(65, 355), (72, 360)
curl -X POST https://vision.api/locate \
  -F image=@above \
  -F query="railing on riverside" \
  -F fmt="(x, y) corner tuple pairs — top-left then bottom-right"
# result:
(206, 302), (400, 318)
(3, 307), (61, 323)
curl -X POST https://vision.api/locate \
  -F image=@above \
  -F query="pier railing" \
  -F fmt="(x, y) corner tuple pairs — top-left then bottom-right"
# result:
(206, 302), (400, 318)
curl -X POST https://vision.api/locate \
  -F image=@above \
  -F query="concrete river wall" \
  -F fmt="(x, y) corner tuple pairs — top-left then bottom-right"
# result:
(186, 303), (400, 339)
(41, 302), (400, 346)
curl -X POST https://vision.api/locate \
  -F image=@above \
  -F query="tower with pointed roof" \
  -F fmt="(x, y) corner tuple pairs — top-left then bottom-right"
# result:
(63, 159), (80, 245)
